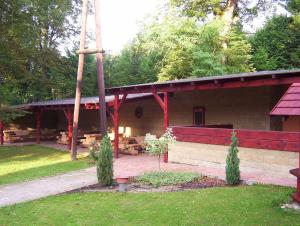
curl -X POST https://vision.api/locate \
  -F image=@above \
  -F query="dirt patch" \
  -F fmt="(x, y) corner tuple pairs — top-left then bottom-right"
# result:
(66, 176), (226, 194)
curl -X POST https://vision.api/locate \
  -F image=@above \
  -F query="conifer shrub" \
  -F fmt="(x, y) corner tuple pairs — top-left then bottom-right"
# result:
(226, 131), (240, 185)
(96, 135), (114, 186)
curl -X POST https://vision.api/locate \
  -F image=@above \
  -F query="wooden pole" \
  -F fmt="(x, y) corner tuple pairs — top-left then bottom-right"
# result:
(94, 0), (107, 137)
(71, 0), (89, 161)
(163, 92), (169, 163)
(36, 110), (41, 144)
(114, 95), (120, 158)
(0, 120), (4, 145)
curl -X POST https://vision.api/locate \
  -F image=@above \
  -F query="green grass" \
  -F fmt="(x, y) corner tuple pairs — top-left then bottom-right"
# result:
(0, 185), (299, 225)
(0, 145), (91, 185)
(136, 171), (200, 187)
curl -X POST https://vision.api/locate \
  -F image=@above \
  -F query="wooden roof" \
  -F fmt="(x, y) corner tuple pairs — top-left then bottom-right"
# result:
(107, 69), (300, 95)
(270, 83), (300, 116)
(15, 93), (152, 110)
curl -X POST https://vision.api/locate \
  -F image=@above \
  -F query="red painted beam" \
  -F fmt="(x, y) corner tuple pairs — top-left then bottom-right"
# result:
(114, 95), (120, 158)
(163, 92), (169, 163)
(152, 92), (165, 110)
(153, 92), (169, 162)
(110, 76), (300, 95)
(35, 110), (41, 144)
(0, 121), (4, 145)
(118, 94), (128, 109)
(64, 109), (73, 150)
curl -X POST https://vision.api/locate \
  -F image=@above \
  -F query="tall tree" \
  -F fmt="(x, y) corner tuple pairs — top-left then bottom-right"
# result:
(250, 15), (300, 70)
(0, 0), (81, 104)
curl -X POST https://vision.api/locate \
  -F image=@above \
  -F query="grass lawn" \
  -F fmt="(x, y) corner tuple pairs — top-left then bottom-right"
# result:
(0, 185), (299, 225)
(0, 145), (91, 185)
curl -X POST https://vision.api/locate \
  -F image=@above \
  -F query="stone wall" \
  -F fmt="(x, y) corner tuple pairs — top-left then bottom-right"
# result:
(169, 141), (298, 179)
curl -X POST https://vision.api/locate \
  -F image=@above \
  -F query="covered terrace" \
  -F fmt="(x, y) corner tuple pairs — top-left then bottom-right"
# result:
(0, 93), (152, 151)
(106, 69), (300, 162)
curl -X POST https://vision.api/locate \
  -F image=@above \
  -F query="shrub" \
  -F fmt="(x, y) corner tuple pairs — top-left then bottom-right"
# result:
(145, 129), (176, 170)
(88, 141), (101, 163)
(226, 131), (240, 185)
(96, 136), (114, 186)
(136, 171), (200, 187)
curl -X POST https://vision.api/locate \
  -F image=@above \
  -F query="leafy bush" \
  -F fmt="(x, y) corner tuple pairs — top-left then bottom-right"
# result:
(145, 129), (176, 170)
(88, 141), (101, 163)
(136, 171), (200, 187)
(226, 131), (240, 185)
(96, 136), (114, 186)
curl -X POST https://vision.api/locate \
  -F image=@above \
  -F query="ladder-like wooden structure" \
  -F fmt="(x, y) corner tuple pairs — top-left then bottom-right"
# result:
(71, 0), (107, 160)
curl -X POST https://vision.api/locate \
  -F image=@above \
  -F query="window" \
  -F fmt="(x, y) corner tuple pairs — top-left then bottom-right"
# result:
(193, 107), (205, 126)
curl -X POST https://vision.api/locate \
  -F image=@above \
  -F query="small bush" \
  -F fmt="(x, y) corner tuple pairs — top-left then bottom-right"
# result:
(270, 188), (294, 207)
(145, 129), (176, 170)
(136, 171), (200, 187)
(97, 136), (114, 186)
(226, 131), (240, 185)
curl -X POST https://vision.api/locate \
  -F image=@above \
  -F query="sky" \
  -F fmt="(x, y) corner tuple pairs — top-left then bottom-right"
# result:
(82, 0), (288, 55)
(86, 0), (164, 54)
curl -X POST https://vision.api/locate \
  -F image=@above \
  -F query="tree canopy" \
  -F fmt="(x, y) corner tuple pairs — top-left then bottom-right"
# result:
(0, 0), (299, 106)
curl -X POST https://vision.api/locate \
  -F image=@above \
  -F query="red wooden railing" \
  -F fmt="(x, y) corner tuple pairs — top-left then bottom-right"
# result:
(171, 126), (300, 152)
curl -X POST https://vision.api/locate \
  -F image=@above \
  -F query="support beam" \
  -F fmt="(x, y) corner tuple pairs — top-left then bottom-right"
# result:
(71, 0), (89, 161)
(76, 48), (104, 55)
(152, 92), (165, 110)
(163, 92), (169, 163)
(94, 0), (107, 137)
(35, 110), (41, 144)
(152, 92), (169, 163)
(64, 109), (73, 150)
(112, 94), (128, 158)
(0, 120), (4, 145)
(114, 95), (120, 158)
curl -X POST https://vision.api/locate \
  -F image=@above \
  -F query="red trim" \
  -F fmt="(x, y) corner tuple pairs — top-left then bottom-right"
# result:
(193, 107), (205, 126)
(114, 95), (120, 158)
(0, 121), (3, 145)
(110, 76), (300, 95)
(172, 126), (300, 152)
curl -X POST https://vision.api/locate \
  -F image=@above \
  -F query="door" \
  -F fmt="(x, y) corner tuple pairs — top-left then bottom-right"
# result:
(193, 107), (205, 126)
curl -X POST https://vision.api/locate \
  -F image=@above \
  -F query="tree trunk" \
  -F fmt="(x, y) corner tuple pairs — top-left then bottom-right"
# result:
(219, 0), (239, 64)
(221, 0), (239, 37)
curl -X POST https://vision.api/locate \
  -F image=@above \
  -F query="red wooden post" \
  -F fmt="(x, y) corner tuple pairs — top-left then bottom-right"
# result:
(0, 120), (4, 145)
(114, 95), (120, 158)
(163, 92), (169, 163)
(35, 110), (41, 144)
(68, 109), (73, 151)
(64, 109), (73, 150)
(153, 92), (169, 163)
